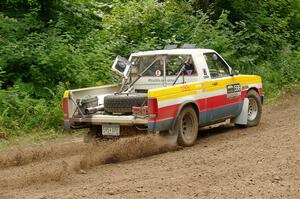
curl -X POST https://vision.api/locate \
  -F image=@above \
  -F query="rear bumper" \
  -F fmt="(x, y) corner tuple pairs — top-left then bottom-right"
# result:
(70, 115), (148, 126)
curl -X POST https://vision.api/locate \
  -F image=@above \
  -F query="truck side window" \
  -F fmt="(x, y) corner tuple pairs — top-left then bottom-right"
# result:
(136, 56), (164, 76)
(167, 55), (197, 76)
(204, 53), (230, 79)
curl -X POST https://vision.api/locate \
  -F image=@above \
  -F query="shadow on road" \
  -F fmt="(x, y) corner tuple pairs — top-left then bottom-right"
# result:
(198, 124), (238, 140)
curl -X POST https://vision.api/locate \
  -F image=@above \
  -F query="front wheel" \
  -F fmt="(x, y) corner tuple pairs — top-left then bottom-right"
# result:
(246, 90), (262, 127)
(176, 106), (199, 147)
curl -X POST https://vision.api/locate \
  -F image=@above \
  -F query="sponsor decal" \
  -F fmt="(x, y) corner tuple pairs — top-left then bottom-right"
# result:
(155, 70), (162, 77)
(148, 79), (163, 82)
(186, 70), (193, 76)
(227, 83), (241, 99)
(148, 79), (175, 83)
(181, 85), (190, 92)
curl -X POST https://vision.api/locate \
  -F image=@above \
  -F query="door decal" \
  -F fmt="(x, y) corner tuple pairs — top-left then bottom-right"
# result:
(227, 83), (241, 99)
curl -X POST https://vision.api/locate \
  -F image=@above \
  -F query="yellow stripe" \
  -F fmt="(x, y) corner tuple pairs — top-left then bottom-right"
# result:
(157, 90), (197, 101)
(148, 82), (202, 98)
(148, 75), (262, 102)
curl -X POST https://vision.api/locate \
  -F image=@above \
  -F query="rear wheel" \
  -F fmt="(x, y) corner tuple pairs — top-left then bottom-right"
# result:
(176, 106), (199, 147)
(246, 90), (262, 127)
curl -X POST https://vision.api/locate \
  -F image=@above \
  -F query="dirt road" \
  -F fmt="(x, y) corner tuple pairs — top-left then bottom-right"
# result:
(0, 89), (299, 199)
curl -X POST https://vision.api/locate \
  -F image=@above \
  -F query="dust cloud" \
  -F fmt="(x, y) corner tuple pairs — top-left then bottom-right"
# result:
(0, 134), (179, 189)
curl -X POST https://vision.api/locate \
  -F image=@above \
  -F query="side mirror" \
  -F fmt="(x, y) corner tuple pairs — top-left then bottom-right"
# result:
(230, 69), (239, 76)
(112, 56), (131, 78)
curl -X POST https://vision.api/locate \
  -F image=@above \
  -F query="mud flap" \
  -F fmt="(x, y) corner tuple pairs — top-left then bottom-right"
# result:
(234, 98), (249, 125)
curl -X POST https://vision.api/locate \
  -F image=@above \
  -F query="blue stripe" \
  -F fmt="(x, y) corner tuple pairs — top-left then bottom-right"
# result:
(199, 102), (243, 125)
(148, 102), (243, 132)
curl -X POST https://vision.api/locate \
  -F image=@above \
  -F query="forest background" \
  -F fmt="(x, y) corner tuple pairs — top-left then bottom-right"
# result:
(0, 0), (299, 141)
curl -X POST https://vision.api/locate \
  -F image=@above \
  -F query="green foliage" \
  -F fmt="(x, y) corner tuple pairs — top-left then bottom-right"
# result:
(0, 83), (65, 136)
(0, 71), (4, 88)
(0, 0), (300, 138)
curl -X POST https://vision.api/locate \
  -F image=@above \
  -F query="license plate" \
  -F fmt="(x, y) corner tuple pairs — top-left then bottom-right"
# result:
(102, 124), (120, 136)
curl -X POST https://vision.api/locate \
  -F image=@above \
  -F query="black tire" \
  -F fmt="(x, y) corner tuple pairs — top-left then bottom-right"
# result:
(246, 90), (262, 127)
(176, 106), (199, 147)
(104, 93), (148, 114)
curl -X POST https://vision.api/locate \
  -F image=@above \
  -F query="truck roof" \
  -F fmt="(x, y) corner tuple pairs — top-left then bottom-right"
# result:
(131, 48), (215, 57)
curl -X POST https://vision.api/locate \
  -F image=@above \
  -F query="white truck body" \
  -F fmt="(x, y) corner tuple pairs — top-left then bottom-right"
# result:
(63, 48), (263, 142)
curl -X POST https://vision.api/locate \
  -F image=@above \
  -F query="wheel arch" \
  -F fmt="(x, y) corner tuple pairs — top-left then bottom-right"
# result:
(171, 101), (200, 131)
(247, 87), (263, 104)
(247, 87), (259, 94)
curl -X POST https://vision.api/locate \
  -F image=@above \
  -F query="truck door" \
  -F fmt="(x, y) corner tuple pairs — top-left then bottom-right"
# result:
(203, 53), (242, 122)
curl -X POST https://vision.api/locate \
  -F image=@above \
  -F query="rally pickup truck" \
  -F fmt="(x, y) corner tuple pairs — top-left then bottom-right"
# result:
(63, 46), (263, 146)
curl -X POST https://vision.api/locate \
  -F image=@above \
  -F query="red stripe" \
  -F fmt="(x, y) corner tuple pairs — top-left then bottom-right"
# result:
(153, 93), (245, 122)
(150, 88), (263, 123)
(258, 88), (263, 96)
(241, 90), (247, 98)
(197, 91), (245, 112)
(156, 104), (180, 120)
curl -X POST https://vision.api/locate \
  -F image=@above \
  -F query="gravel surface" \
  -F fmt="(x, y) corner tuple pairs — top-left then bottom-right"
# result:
(0, 88), (299, 199)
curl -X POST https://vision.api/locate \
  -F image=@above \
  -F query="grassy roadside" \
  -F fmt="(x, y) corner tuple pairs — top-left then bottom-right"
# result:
(0, 128), (82, 150)
(264, 83), (300, 104)
(0, 84), (299, 150)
